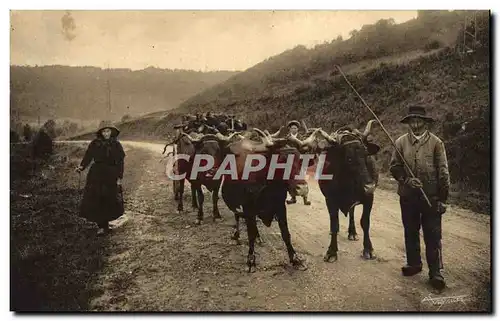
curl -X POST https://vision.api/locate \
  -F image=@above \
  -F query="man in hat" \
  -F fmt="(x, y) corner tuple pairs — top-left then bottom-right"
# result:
(389, 105), (450, 291)
(287, 120), (301, 139)
(286, 120), (312, 206)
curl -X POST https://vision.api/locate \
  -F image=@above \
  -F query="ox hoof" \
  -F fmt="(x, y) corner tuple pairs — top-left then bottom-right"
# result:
(213, 215), (223, 222)
(348, 234), (358, 241)
(195, 219), (203, 225)
(291, 255), (308, 271)
(247, 255), (256, 273)
(323, 252), (338, 263)
(362, 250), (376, 260)
(256, 237), (264, 245)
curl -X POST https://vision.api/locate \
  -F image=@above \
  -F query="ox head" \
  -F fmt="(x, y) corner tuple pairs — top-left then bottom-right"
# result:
(223, 128), (315, 198)
(299, 120), (380, 195)
(181, 132), (229, 160)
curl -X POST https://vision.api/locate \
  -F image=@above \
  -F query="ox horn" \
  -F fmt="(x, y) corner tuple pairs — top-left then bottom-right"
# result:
(363, 119), (377, 137)
(315, 128), (337, 144)
(180, 132), (201, 143)
(200, 134), (219, 141)
(269, 126), (285, 138)
(252, 128), (274, 146)
(215, 131), (244, 142)
(303, 128), (322, 145)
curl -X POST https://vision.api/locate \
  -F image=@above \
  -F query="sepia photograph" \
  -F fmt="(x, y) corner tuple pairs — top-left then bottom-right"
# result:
(8, 7), (492, 313)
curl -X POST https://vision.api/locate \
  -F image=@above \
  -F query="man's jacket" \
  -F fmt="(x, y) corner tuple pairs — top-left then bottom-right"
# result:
(389, 131), (450, 203)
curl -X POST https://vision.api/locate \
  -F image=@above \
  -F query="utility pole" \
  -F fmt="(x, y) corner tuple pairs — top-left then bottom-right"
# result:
(106, 65), (112, 117)
(107, 78), (111, 113)
(460, 11), (479, 57)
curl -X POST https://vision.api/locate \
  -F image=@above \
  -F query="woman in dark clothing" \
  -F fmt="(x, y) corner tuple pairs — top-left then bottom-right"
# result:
(76, 124), (125, 235)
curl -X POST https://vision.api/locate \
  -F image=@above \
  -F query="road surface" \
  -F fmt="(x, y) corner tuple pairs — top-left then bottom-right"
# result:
(68, 140), (491, 311)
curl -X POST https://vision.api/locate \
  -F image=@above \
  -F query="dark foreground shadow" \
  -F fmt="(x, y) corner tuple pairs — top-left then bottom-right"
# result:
(10, 144), (108, 311)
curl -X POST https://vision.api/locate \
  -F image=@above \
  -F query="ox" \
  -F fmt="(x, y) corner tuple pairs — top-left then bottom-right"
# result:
(172, 126), (228, 224)
(296, 120), (380, 262)
(218, 128), (318, 272)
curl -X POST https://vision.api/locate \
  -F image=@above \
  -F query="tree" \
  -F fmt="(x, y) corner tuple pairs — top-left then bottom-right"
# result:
(42, 119), (57, 138)
(10, 130), (20, 143)
(32, 129), (53, 159)
(349, 29), (359, 38)
(23, 124), (32, 141)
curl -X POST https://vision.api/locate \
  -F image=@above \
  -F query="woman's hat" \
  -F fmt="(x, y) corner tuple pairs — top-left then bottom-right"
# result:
(287, 120), (301, 128)
(96, 121), (120, 137)
(400, 105), (435, 123)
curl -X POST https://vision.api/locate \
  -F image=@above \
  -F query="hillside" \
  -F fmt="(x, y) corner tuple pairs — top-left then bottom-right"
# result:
(178, 10), (475, 112)
(70, 11), (490, 212)
(10, 66), (238, 122)
(174, 10), (490, 205)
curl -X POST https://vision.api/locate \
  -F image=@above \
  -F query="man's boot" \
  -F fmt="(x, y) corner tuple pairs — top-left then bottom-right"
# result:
(401, 264), (423, 276)
(429, 270), (446, 290)
(303, 196), (311, 206)
(286, 196), (297, 204)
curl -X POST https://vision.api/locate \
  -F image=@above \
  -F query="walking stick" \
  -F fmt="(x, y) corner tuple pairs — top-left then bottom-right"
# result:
(335, 65), (432, 209)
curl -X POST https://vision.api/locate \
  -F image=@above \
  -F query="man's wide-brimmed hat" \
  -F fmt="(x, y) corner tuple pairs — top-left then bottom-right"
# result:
(400, 105), (435, 124)
(96, 121), (120, 137)
(287, 120), (301, 128)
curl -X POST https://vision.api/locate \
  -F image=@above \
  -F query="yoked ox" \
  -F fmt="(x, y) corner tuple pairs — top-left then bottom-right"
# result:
(164, 153), (333, 181)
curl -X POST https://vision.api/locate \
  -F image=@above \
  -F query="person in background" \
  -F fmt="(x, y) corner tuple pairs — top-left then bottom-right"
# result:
(76, 122), (125, 236)
(286, 120), (311, 206)
(390, 105), (450, 291)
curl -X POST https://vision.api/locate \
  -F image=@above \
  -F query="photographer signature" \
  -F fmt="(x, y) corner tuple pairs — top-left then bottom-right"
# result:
(421, 294), (471, 310)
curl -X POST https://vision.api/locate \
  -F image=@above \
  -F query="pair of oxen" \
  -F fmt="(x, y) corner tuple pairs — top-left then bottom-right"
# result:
(168, 120), (379, 272)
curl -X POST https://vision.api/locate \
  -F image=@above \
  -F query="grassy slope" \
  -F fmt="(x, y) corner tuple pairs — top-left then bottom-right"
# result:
(10, 143), (102, 310)
(10, 142), (153, 311)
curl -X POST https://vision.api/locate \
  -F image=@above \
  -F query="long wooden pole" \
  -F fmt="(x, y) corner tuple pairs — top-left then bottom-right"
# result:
(335, 65), (432, 208)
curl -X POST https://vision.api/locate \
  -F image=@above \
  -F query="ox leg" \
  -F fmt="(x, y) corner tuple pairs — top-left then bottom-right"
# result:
(256, 226), (263, 245)
(324, 197), (339, 262)
(276, 205), (306, 270)
(177, 179), (185, 212)
(191, 184), (198, 210)
(212, 181), (222, 221)
(360, 194), (376, 260)
(195, 185), (205, 225)
(245, 214), (258, 273)
(231, 213), (241, 244)
(348, 207), (358, 241)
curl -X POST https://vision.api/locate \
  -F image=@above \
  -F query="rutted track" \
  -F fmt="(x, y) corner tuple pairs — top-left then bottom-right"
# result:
(59, 140), (491, 311)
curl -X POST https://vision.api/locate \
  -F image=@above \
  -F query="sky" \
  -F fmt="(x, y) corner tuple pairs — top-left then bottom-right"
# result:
(10, 10), (417, 71)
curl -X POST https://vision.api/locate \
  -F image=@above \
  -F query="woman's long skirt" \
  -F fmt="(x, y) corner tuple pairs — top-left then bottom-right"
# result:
(80, 163), (124, 225)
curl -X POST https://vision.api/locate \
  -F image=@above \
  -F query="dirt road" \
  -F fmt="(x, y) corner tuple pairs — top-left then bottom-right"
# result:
(62, 141), (491, 311)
